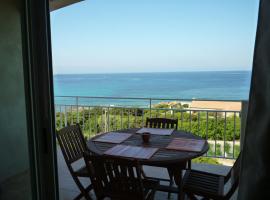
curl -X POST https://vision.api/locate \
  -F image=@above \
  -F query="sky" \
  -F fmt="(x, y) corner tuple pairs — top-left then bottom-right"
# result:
(50, 0), (259, 74)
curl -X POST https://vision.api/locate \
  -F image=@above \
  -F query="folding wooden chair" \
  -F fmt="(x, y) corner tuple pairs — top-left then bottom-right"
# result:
(83, 153), (159, 200)
(57, 124), (93, 200)
(145, 117), (188, 198)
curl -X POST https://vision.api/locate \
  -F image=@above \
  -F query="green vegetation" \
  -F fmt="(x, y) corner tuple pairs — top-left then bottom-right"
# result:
(56, 106), (240, 139)
(192, 157), (220, 165)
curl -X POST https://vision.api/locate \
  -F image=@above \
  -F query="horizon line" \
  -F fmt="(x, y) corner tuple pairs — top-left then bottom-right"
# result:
(53, 69), (252, 75)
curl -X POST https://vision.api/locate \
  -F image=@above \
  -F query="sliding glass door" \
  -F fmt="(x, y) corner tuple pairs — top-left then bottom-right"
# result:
(0, 0), (58, 199)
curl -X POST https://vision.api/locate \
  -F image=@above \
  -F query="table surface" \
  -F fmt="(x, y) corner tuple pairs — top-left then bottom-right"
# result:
(87, 128), (209, 166)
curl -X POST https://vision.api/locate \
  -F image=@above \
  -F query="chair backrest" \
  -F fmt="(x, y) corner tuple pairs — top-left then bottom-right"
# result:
(224, 152), (242, 198)
(229, 152), (242, 186)
(57, 124), (88, 164)
(145, 117), (178, 129)
(83, 153), (145, 200)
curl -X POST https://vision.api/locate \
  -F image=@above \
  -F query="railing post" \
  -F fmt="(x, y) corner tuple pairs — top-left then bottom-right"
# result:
(104, 108), (107, 132)
(240, 100), (249, 151)
(76, 96), (79, 123)
(149, 98), (152, 117)
(106, 108), (108, 132)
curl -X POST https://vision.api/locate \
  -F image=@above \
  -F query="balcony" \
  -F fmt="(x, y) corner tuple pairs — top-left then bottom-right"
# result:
(55, 96), (246, 199)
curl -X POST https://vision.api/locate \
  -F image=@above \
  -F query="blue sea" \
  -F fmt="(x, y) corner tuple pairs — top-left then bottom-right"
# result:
(53, 71), (251, 105)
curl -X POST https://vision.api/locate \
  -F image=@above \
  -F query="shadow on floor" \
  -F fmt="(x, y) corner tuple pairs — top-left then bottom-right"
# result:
(57, 148), (237, 200)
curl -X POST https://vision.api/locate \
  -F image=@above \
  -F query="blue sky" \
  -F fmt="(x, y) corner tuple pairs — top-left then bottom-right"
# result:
(50, 0), (259, 74)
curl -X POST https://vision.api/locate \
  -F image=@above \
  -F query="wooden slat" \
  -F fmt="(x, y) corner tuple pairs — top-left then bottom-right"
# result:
(146, 117), (178, 130)
(57, 124), (88, 163)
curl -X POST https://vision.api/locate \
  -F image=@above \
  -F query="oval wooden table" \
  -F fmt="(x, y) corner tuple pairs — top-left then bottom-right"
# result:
(87, 128), (209, 200)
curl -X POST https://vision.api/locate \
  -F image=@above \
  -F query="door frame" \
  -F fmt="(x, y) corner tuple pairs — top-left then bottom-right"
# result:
(22, 0), (58, 199)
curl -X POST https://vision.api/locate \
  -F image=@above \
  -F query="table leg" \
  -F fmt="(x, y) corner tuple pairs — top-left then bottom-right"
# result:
(174, 169), (183, 200)
(167, 161), (186, 200)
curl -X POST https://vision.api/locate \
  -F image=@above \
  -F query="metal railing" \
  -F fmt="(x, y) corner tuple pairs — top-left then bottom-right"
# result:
(54, 96), (243, 159)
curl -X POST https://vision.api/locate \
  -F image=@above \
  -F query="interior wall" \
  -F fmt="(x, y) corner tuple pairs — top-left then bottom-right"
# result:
(0, 0), (30, 182)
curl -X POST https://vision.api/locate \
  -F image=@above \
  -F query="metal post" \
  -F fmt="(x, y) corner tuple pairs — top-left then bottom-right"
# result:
(128, 109), (130, 128)
(88, 106), (91, 138)
(189, 110), (192, 132)
(121, 108), (123, 129)
(206, 111), (209, 156)
(215, 112), (217, 157)
(71, 106), (73, 125)
(64, 105), (67, 126)
(198, 111), (200, 136)
(149, 98), (152, 117)
(106, 107), (110, 132)
(233, 112), (236, 158)
(142, 109), (144, 127)
(224, 112), (227, 158)
(59, 106), (62, 129)
(76, 96), (79, 123)
(94, 108), (97, 134)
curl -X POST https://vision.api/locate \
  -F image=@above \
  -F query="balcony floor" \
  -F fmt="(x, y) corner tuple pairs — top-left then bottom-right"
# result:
(58, 148), (238, 200)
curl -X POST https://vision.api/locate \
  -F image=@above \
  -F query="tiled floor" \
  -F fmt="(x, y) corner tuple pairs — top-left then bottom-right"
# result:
(57, 149), (238, 200)
(0, 170), (32, 200)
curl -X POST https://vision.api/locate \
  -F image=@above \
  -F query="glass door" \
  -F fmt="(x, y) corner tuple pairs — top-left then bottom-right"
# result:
(0, 0), (58, 199)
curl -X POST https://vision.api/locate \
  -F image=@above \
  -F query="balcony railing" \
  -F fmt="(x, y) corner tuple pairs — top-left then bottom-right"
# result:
(54, 96), (245, 160)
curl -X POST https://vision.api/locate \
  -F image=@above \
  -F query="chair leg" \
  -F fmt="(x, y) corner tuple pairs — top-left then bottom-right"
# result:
(145, 189), (156, 200)
(141, 166), (147, 178)
(179, 192), (186, 200)
(187, 160), (191, 169)
(167, 168), (174, 199)
(74, 193), (84, 200)
(74, 185), (92, 200)
(73, 176), (93, 200)
(186, 193), (199, 200)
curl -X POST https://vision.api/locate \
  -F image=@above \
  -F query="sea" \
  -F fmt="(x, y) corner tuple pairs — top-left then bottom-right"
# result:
(53, 71), (251, 106)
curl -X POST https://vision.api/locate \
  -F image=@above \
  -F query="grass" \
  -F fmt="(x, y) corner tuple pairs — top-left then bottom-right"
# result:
(192, 157), (220, 165)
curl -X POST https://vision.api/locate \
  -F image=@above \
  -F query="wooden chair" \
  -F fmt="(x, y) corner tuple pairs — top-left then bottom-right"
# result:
(56, 124), (93, 200)
(145, 117), (191, 169)
(145, 117), (186, 198)
(145, 117), (178, 129)
(181, 153), (242, 200)
(83, 153), (159, 200)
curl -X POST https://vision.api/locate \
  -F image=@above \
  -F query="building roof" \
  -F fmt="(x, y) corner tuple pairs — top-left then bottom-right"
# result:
(50, 0), (83, 11)
(190, 100), (241, 111)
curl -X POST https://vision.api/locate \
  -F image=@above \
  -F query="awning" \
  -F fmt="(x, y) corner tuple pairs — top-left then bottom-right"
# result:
(49, 0), (83, 11)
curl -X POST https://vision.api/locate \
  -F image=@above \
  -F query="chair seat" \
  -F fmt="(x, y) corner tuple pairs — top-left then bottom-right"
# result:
(182, 170), (225, 199)
(74, 165), (89, 177)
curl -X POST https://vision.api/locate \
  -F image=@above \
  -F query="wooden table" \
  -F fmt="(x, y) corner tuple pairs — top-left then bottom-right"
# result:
(87, 128), (209, 199)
